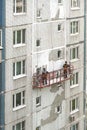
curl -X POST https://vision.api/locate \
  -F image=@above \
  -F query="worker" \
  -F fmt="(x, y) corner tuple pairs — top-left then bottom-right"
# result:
(63, 61), (70, 78)
(41, 68), (48, 85)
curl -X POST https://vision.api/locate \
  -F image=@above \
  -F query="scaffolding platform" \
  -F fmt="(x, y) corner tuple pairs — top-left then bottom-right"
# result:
(32, 65), (74, 88)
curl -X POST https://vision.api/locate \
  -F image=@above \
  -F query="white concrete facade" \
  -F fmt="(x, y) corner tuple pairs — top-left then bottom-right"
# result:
(3, 0), (85, 130)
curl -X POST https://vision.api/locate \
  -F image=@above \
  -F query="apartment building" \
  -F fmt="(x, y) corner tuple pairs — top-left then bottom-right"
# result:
(0, 0), (86, 130)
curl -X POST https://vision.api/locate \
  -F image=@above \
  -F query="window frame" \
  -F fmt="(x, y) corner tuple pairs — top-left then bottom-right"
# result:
(70, 123), (79, 130)
(56, 105), (61, 113)
(36, 39), (40, 47)
(58, 24), (62, 32)
(13, 29), (26, 47)
(57, 49), (63, 59)
(70, 21), (79, 35)
(58, 0), (63, 4)
(13, 0), (26, 14)
(70, 46), (79, 60)
(36, 96), (41, 107)
(70, 72), (78, 87)
(13, 90), (25, 110)
(71, 0), (80, 9)
(13, 60), (26, 78)
(70, 97), (79, 113)
(12, 120), (25, 130)
(36, 126), (41, 130)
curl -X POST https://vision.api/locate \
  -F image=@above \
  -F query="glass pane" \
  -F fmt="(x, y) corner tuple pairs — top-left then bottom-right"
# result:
(70, 79), (72, 86)
(72, 125), (75, 130)
(76, 22), (78, 33)
(16, 0), (22, 13)
(12, 126), (15, 130)
(23, 0), (26, 12)
(22, 60), (25, 74)
(73, 0), (77, 7)
(16, 123), (21, 130)
(22, 91), (25, 104)
(76, 73), (78, 84)
(71, 0), (72, 7)
(72, 48), (75, 59)
(13, 63), (15, 76)
(73, 74), (75, 84)
(22, 121), (25, 130)
(16, 93), (21, 106)
(36, 126), (40, 130)
(76, 123), (78, 130)
(76, 98), (78, 108)
(17, 30), (21, 43)
(70, 23), (72, 34)
(72, 99), (75, 111)
(16, 61), (21, 75)
(13, 31), (15, 45)
(73, 22), (75, 33)
(76, 47), (78, 58)
(22, 29), (25, 43)
(58, 25), (61, 31)
(13, 95), (15, 108)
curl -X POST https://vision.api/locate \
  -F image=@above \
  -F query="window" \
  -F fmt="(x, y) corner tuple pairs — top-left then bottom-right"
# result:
(36, 39), (40, 47)
(70, 47), (79, 60)
(13, 0), (26, 14)
(13, 91), (25, 108)
(36, 126), (41, 130)
(71, 0), (79, 8)
(58, 24), (61, 31)
(57, 50), (62, 59)
(13, 29), (26, 45)
(13, 60), (25, 77)
(13, 121), (25, 130)
(70, 21), (79, 34)
(70, 72), (78, 86)
(56, 105), (61, 113)
(70, 97), (78, 112)
(58, 0), (62, 4)
(36, 96), (41, 107)
(37, 9), (41, 17)
(70, 123), (79, 130)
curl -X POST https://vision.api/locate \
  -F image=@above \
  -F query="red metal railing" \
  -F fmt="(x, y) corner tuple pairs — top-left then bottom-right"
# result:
(32, 65), (74, 88)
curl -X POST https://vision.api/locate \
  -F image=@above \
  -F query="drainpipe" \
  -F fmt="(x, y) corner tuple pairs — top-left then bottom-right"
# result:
(84, 0), (86, 130)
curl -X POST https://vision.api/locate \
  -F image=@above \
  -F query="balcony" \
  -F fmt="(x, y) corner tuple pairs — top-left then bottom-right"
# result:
(32, 65), (74, 89)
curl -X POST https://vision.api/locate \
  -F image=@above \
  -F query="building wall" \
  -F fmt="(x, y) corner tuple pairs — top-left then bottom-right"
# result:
(4, 1), (33, 130)
(32, 0), (85, 130)
(0, 0), (85, 130)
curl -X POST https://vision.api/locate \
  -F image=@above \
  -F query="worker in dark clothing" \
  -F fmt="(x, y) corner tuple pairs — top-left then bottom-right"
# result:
(41, 68), (48, 85)
(63, 61), (70, 78)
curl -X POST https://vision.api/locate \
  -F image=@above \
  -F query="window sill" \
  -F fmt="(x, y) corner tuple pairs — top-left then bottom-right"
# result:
(70, 84), (79, 89)
(0, 46), (3, 50)
(36, 103), (41, 107)
(58, 3), (63, 5)
(37, 16), (42, 19)
(13, 105), (26, 111)
(57, 30), (62, 33)
(13, 13), (26, 16)
(13, 44), (26, 48)
(70, 109), (79, 115)
(70, 58), (79, 63)
(13, 74), (26, 80)
(71, 7), (80, 10)
(70, 33), (79, 36)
